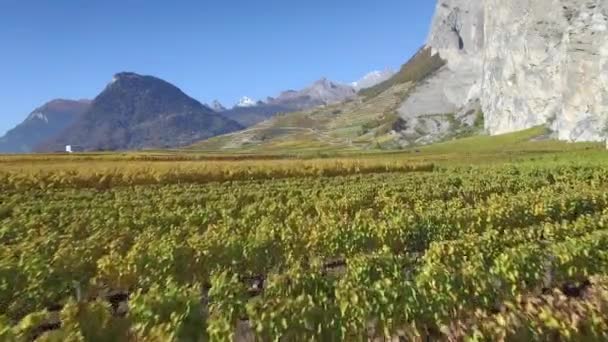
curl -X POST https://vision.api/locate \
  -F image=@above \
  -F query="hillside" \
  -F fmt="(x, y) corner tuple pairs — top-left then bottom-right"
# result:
(190, 47), (479, 153)
(0, 99), (90, 153)
(191, 82), (411, 153)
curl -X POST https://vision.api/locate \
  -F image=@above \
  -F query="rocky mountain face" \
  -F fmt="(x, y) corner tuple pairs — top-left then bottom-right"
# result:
(222, 78), (357, 127)
(401, 0), (608, 142)
(39, 72), (242, 151)
(267, 78), (357, 109)
(0, 99), (90, 153)
(484, 0), (608, 141)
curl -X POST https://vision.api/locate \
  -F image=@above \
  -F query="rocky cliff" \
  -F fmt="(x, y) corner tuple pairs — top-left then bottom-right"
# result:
(401, 0), (608, 142)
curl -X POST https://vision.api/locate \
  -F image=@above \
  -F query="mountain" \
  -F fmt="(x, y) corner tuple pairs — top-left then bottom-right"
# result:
(0, 99), (90, 153)
(222, 78), (357, 127)
(210, 100), (226, 112)
(351, 70), (395, 91)
(191, 81), (412, 153)
(191, 47), (463, 152)
(267, 78), (357, 109)
(39, 72), (242, 151)
(398, 0), (608, 143)
(235, 96), (257, 108)
(219, 104), (294, 128)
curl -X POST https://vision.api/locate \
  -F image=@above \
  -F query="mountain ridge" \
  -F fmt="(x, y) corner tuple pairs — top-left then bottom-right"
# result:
(220, 77), (357, 127)
(0, 99), (91, 153)
(38, 72), (242, 151)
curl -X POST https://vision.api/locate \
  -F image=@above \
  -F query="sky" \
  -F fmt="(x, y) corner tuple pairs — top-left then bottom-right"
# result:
(0, 0), (436, 136)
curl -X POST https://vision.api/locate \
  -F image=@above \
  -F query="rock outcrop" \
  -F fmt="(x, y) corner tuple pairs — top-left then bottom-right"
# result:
(401, 0), (608, 142)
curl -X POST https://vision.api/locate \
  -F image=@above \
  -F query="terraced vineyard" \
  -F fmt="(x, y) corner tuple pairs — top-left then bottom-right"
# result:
(2, 151), (608, 341)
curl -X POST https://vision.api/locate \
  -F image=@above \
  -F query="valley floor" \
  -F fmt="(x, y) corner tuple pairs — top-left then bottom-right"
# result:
(1, 130), (608, 341)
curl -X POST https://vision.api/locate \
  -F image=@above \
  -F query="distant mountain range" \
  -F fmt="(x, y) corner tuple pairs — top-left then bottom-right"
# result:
(268, 78), (358, 109)
(221, 78), (359, 127)
(0, 70), (392, 153)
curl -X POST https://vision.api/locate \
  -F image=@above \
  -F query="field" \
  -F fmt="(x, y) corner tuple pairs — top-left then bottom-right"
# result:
(2, 130), (608, 341)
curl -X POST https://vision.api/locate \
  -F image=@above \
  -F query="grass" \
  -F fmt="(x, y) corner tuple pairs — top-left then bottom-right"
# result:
(4, 123), (608, 342)
(5, 126), (604, 168)
(421, 126), (577, 153)
(190, 125), (605, 164)
(191, 82), (414, 154)
(375, 126), (603, 166)
(358, 47), (446, 99)
(0, 154), (435, 191)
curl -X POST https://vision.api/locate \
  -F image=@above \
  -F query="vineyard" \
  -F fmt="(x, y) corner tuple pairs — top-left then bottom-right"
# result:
(2, 151), (608, 341)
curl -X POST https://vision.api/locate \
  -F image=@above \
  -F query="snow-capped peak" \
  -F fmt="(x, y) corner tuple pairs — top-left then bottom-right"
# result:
(235, 96), (257, 108)
(210, 100), (226, 112)
(351, 70), (395, 91)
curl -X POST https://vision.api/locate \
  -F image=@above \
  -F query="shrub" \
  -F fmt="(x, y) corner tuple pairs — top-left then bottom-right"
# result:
(359, 47), (446, 99)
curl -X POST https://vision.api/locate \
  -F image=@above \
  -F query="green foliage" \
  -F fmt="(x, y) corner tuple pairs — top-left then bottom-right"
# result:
(2, 152), (608, 339)
(207, 272), (248, 341)
(419, 125), (596, 155)
(474, 109), (485, 129)
(357, 112), (401, 138)
(359, 47), (446, 99)
(0, 205), (13, 220)
(0, 158), (432, 191)
(60, 300), (130, 342)
(130, 280), (207, 341)
(442, 110), (485, 141)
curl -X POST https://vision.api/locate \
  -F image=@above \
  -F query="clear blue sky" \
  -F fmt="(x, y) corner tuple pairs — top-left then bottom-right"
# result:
(0, 0), (436, 135)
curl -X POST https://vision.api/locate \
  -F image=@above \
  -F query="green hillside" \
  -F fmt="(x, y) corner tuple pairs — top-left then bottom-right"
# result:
(358, 46), (445, 99)
(191, 81), (413, 154)
(190, 47), (452, 154)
